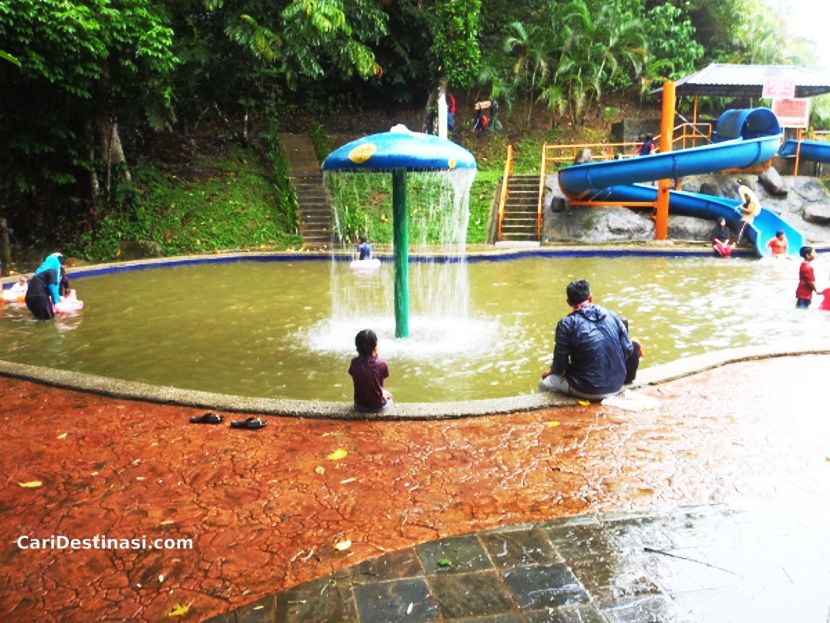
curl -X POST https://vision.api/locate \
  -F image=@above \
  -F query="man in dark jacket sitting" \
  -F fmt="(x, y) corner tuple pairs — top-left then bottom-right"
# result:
(539, 279), (634, 400)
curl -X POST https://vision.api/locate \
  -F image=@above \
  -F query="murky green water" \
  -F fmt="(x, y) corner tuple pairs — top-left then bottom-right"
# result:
(1, 255), (828, 402)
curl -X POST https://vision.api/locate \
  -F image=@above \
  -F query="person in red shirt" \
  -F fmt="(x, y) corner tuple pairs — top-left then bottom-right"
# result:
(447, 92), (456, 132)
(348, 329), (392, 412)
(796, 246), (818, 308)
(767, 230), (788, 256)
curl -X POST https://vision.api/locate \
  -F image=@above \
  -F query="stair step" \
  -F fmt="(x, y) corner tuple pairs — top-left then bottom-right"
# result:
(502, 217), (538, 225)
(504, 207), (538, 214)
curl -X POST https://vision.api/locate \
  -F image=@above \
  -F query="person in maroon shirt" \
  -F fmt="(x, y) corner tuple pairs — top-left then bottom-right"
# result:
(796, 246), (818, 309)
(348, 329), (392, 412)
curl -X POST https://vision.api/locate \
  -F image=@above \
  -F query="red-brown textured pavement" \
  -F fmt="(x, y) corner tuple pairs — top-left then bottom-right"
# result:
(1, 355), (828, 622)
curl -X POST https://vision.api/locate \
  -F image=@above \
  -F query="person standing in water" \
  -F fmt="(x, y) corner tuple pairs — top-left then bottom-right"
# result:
(735, 179), (761, 245)
(25, 252), (64, 320)
(795, 246), (819, 309)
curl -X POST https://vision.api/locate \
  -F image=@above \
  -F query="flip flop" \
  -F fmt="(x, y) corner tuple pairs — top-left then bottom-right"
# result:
(230, 417), (267, 430)
(190, 412), (225, 424)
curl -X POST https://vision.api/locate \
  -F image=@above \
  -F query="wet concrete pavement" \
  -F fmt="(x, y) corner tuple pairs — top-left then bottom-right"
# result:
(1, 355), (829, 622)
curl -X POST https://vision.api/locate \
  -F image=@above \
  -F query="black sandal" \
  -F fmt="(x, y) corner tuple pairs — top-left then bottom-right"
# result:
(190, 412), (225, 424)
(230, 417), (267, 430)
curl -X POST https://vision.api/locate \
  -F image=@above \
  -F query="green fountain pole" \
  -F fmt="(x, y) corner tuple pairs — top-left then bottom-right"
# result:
(392, 168), (409, 338)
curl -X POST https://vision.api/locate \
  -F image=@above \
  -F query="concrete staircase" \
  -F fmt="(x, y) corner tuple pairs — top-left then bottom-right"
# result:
(279, 133), (333, 250)
(498, 174), (540, 242)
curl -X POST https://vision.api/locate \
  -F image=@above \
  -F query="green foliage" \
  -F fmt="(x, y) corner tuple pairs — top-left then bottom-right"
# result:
(430, 0), (482, 90)
(811, 95), (830, 131)
(0, 0), (178, 241)
(308, 123), (332, 162)
(65, 145), (302, 261)
(642, 3), (703, 83)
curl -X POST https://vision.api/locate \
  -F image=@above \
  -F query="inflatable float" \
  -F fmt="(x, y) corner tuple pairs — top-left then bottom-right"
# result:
(55, 291), (84, 315)
(2, 289), (26, 304)
(349, 258), (381, 274)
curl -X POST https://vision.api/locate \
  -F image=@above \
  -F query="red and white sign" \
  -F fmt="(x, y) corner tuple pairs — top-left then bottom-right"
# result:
(772, 98), (811, 128)
(763, 78), (796, 99)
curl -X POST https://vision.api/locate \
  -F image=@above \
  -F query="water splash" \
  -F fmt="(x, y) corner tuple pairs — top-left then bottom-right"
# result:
(322, 168), (480, 356)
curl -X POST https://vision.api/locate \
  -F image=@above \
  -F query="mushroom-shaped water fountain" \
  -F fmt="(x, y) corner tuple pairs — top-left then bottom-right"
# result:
(322, 125), (476, 338)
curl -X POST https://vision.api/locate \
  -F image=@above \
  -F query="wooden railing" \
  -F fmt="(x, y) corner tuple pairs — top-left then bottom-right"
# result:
(496, 144), (514, 240)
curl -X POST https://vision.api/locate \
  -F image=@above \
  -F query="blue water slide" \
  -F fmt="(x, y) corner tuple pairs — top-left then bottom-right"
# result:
(779, 138), (830, 163)
(596, 184), (804, 257)
(558, 108), (803, 257)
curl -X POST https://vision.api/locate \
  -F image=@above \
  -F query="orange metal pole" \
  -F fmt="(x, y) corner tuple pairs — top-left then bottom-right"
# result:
(794, 128), (802, 176)
(655, 80), (675, 240)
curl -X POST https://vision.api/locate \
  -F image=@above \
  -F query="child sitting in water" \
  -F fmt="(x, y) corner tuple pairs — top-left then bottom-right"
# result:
(767, 230), (788, 256)
(3, 276), (28, 302)
(348, 329), (392, 412)
(355, 235), (373, 260)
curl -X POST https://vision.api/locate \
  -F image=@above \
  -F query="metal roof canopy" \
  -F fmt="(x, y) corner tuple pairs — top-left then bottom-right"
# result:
(668, 63), (830, 98)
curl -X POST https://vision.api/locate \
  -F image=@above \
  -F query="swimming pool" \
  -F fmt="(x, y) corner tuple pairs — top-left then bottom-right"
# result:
(1, 252), (828, 403)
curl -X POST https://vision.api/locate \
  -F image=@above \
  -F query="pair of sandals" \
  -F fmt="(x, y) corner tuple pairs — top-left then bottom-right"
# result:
(189, 413), (267, 429)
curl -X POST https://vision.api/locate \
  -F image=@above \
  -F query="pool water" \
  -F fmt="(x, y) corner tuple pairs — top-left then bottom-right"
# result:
(1, 255), (828, 402)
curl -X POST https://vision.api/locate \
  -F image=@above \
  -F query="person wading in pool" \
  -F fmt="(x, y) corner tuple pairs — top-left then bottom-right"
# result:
(539, 279), (633, 400)
(24, 252), (65, 320)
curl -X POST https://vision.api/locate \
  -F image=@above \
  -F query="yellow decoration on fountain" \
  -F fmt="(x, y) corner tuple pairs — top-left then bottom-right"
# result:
(349, 143), (377, 164)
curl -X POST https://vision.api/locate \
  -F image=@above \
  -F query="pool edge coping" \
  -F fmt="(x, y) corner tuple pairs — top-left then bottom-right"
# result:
(5, 242), (830, 287)
(1, 343), (828, 420)
(4, 250), (829, 419)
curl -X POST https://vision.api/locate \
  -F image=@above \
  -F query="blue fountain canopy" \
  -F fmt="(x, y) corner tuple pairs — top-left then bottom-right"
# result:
(322, 125), (477, 172)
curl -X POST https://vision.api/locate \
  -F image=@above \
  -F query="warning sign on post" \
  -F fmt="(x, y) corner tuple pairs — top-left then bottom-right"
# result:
(762, 78), (796, 99)
(772, 98), (810, 128)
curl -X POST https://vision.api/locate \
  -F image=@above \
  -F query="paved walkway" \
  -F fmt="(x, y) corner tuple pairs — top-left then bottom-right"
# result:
(208, 502), (828, 623)
(1, 355), (829, 622)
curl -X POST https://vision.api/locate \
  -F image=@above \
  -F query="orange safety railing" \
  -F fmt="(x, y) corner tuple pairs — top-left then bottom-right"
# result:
(670, 122), (712, 150)
(496, 144), (514, 240)
(537, 144), (546, 239)
(542, 122), (713, 171)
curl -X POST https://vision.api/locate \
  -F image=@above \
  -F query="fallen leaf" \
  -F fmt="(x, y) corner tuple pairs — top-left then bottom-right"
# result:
(437, 558), (452, 567)
(57, 433), (68, 440)
(578, 400), (591, 406)
(314, 466), (326, 475)
(546, 421), (560, 428)
(334, 539), (352, 551)
(327, 448), (348, 461)
(18, 481), (43, 488)
(167, 604), (189, 617)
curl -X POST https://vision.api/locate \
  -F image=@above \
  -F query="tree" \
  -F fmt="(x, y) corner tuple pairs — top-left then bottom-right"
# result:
(504, 20), (551, 125)
(550, 0), (647, 125)
(0, 0), (177, 235)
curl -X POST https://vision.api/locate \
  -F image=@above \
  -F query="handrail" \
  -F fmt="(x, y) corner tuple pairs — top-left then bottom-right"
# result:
(537, 144), (547, 239)
(543, 141), (641, 164)
(542, 122), (714, 170)
(496, 144), (514, 240)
